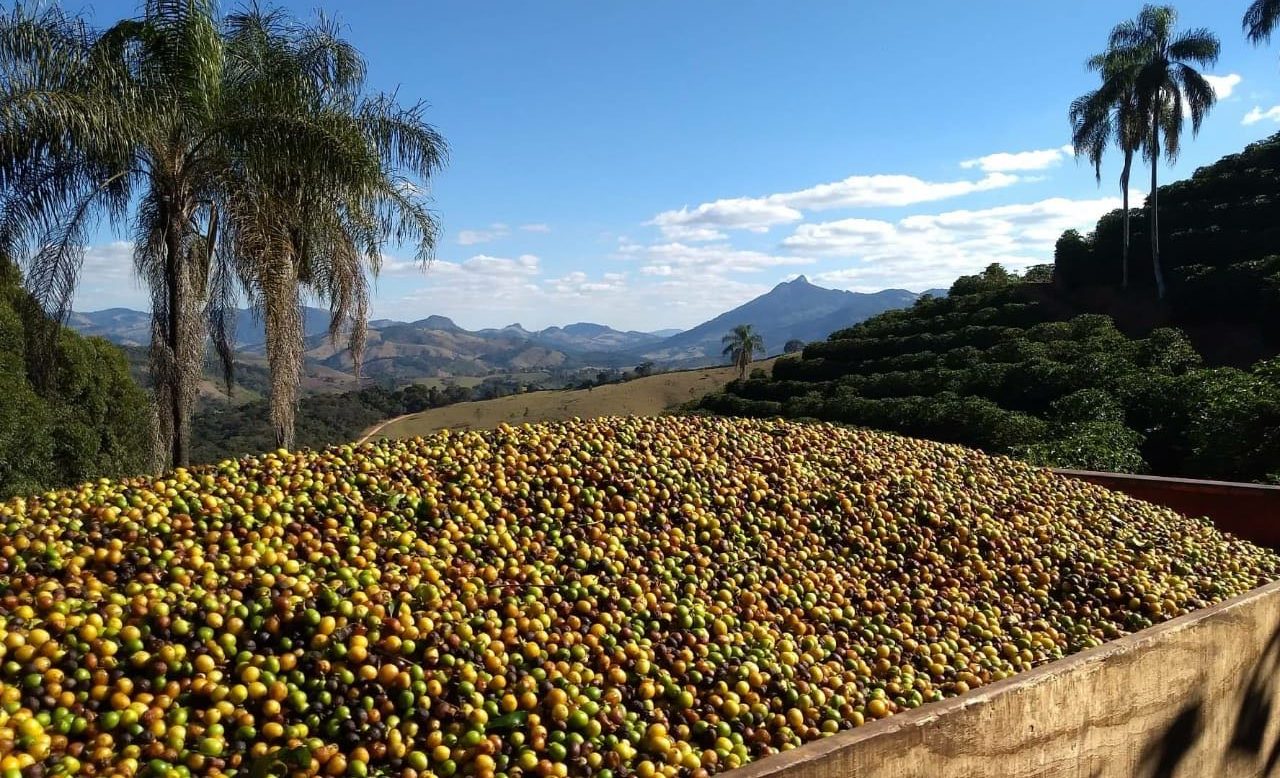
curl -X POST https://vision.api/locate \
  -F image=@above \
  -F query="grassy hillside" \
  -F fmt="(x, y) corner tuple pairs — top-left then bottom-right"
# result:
(373, 360), (774, 439)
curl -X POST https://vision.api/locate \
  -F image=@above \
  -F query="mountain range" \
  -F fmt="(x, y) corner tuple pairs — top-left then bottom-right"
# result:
(71, 277), (944, 382)
(69, 307), (336, 348)
(634, 277), (941, 364)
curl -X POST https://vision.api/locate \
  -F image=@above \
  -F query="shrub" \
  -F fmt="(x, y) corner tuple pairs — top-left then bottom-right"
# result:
(1049, 389), (1125, 426)
(1022, 422), (1149, 473)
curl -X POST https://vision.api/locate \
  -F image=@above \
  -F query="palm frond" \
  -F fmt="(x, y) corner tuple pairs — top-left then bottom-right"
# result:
(1167, 29), (1221, 65)
(1244, 0), (1280, 44)
(1107, 19), (1145, 50)
(1176, 65), (1216, 135)
(1069, 91), (1111, 182)
(1157, 94), (1182, 162)
(202, 204), (239, 395)
(357, 94), (449, 180)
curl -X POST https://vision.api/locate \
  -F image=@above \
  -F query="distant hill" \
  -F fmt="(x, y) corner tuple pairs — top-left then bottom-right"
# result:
(534, 322), (663, 351)
(304, 320), (574, 379)
(71, 305), (334, 347)
(67, 308), (152, 346)
(235, 307), (335, 347)
(637, 276), (925, 364)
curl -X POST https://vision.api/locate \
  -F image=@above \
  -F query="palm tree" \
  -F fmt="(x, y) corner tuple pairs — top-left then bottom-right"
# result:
(722, 324), (765, 379)
(1104, 5), (1219, 299)
(0, 2), (444, 463)
(1070, 50), (1145, 289)
(1244, 0), (1280, 46)
(215, 10), (444, 449)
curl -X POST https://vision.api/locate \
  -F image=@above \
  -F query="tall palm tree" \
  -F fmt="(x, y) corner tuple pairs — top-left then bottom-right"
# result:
(1070, 50), (1145, 289)
(1244, 0), (1280, 46)
(215, 10), (444, 449)
(0, 2), (444, 463)
(1104, 5), (1219, 299)
(722, 324), (765, 379)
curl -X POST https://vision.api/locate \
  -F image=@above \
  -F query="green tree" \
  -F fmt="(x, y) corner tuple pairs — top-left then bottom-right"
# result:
(722, 324), (765, 379)
(949, 263), (1016, 296)
(784, 339), (805, 354)
(1104, 5), (1219, 299)
(0, 2), (444, 465)
(1244, 0), (1280, 46)
(0, 259), (149, 496)
(1070, 50), (1145, 289)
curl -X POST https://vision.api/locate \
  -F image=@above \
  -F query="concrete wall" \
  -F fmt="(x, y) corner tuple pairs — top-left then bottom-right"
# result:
(732, 580), (1280, 778)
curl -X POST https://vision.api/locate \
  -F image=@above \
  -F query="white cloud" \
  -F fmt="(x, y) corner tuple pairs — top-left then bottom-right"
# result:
(548, 271), (628, 295)
(784, 195), (1126, 292)
(647, 171), (1021, 240)
(647, 199), (803, 241)
(1243, 105), (1280, 125)
(462, 253), (540, 275)
(960, 145), (1074, 173)
(456, 223), (510, 245)
(618, 240), (812, 279)
(782, 172), (1020, 210)
(654, 224), (730, 242)
(456, 223), (547, 243)
(80, 241), (135, 282)
(383, 252), (539, 278)
(1205, 73), (1243, 99)
(381, 250), (770, 331)
(376, 253), (544, 321)
(71, 241), (149, 311)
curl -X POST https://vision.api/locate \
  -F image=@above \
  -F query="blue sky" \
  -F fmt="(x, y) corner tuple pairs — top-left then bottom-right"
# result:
(72, 1), (1280, 330)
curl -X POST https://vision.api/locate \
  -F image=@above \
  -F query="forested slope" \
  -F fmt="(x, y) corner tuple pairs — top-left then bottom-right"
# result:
(0, 261), (151, 496)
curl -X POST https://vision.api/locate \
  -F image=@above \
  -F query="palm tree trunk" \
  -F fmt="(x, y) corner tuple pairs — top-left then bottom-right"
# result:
(262, 256), (303, 450)
(148, 329), (174, 473)
(1150, 122), (1165, 300)
(1120, 150), (1133, 290)
(164, 220), (190, 467)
